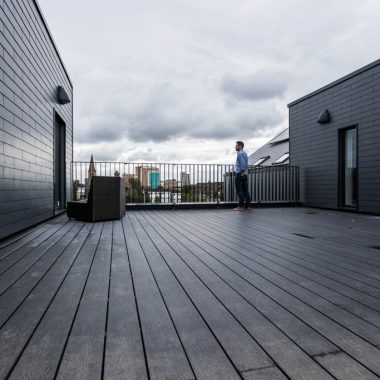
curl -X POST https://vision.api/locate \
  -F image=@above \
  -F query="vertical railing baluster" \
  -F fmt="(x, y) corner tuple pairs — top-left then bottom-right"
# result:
(176, 164), (178, 203)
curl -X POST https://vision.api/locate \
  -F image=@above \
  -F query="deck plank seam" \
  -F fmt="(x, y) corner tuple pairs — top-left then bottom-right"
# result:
(101, 221), (114, 380)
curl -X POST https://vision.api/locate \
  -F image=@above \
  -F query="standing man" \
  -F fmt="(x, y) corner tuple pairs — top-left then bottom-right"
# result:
(234, 141), (251, 211)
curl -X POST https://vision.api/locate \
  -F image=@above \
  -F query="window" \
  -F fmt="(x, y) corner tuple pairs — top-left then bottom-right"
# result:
(273, 152), (289, 164)
(339, 126), (357, 208)
(253, 156), (270, 166)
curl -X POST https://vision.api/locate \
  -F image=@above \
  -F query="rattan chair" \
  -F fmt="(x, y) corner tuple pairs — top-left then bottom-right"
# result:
(67, 176), (125, 222)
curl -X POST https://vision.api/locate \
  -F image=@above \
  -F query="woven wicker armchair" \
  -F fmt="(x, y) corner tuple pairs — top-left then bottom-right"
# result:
(67, 176), (125, 222)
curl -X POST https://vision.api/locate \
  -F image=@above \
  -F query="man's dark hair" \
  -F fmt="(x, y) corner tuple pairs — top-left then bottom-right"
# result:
(236, 141), (244, 148)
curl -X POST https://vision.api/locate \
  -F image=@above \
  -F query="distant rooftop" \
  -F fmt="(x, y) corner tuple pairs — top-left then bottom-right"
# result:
(249, 128), (289, 166)
(268, 128), (289, 145)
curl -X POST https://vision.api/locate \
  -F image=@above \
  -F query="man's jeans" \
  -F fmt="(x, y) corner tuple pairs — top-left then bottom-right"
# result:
(235, 174), (251, 207)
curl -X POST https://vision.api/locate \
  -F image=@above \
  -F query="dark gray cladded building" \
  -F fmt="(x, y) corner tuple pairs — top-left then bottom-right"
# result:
(289, 59), (380, 214)
(0, 0), (73, 239)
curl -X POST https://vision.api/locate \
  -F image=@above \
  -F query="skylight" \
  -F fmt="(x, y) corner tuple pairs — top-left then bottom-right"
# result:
(273, 152), (289, 164)
(253, 156), (270, 166)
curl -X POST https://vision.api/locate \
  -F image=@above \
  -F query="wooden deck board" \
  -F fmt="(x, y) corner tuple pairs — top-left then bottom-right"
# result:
(103, 219), (148, 380)
(0, 207), (379, 379)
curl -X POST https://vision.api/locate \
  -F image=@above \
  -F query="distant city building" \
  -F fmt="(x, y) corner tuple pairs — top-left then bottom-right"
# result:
(135, 166), (160, 187)
(248, 129), (289, 166)
(162, 179), (178, 191)
(122, 173), (138, 187)
(180, 172), (190, 187)
(149, 172), (161, 189)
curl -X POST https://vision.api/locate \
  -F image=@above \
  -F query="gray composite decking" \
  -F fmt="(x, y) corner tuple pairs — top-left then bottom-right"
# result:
(0, 207), (380, 380)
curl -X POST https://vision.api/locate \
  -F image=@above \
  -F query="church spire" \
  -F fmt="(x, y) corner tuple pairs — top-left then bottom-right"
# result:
(88, 154), (96, 176)
(85, 154), (96, 197)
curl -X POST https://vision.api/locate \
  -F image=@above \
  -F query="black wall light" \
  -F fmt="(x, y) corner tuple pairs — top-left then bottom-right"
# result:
(317, 109), (330, 124)
(57, 86), (71, 104)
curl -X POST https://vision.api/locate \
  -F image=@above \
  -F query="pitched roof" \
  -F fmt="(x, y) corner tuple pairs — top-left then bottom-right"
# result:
(248, 128), (289, 166)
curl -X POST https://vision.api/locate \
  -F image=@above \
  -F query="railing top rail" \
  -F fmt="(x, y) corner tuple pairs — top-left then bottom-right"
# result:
(71, 161), (234, 165)
(71, 161), (298, 168)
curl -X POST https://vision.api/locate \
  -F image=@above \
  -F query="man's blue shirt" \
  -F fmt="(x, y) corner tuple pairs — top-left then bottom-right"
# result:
(235, 149), (248, 174)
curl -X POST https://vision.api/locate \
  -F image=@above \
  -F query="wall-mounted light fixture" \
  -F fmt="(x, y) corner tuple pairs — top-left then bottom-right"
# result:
(56, 86), (71, 104)
(317, 109), (330, 124)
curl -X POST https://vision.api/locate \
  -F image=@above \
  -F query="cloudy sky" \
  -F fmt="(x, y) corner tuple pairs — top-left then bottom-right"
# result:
(39, 0), (380, 163)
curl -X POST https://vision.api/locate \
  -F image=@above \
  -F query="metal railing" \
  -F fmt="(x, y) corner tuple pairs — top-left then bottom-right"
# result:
(224, 165), (299, 203)
(71, 162), (299, 205)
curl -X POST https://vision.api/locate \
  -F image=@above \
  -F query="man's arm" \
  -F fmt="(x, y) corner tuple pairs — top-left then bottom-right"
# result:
(237, 153), (245, 175)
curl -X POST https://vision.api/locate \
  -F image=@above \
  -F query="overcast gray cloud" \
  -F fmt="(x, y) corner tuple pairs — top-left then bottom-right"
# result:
(221, 71), (287, 101)
(76, 78), (283, 144)
(39, 0), (380, 163)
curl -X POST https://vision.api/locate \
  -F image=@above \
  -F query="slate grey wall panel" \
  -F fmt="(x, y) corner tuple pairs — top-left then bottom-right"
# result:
(0, 0), (73, 239)
(289, 60), (380, 214)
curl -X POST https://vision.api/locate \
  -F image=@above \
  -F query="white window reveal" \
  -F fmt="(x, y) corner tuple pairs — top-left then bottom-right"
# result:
(273, 152), (289, 164)
(253, 156), (270, 166)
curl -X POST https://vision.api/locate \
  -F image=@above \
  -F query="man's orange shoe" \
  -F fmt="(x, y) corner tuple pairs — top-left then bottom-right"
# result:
(233, 207), (246, 211)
